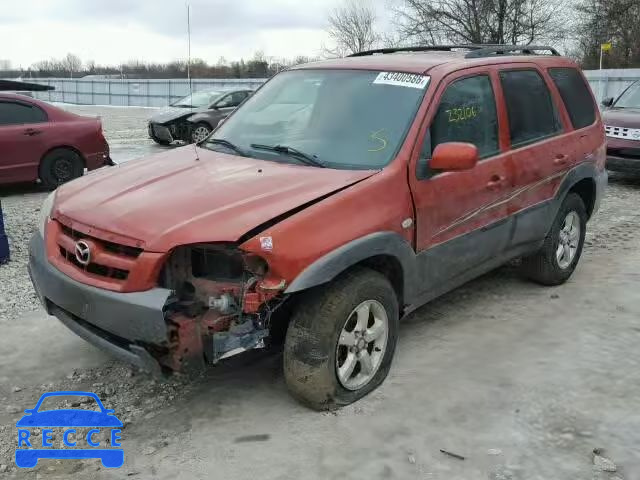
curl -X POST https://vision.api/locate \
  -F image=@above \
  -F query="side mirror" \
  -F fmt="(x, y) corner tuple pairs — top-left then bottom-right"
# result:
(601, 97), (614, 108)
(430, 142), (479, 171)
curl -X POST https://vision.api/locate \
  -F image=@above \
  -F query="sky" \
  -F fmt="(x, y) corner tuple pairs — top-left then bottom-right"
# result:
(0, 0), (396, 68)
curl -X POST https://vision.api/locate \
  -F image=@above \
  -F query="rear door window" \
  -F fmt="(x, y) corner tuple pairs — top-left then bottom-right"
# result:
(0, 101), (48, 126)
(500, 70), (561, 147)
(548, 67), (596, 129)
(424, 74), (499, 159)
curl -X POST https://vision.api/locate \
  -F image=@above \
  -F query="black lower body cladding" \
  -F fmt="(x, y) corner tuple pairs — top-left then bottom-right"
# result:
(28, 233), (171, 373)
(606, 149), (640, 174)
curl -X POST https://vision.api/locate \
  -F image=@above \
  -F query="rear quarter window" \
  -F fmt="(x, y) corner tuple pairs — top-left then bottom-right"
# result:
(548, 67), (596, 129)
(500, 70), (561, 147)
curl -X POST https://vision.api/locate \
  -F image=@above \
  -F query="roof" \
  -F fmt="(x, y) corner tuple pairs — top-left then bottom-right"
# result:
(0, 92), (50, 106)
(294, 51), (464, 74)
(292, 45), (571, 75)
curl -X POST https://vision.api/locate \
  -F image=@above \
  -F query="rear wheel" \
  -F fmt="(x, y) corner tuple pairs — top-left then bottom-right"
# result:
(191, 122), (212, 143)
(520, 193), (587, 285)
(39, 148), (84, 189)
(283, 268), (399, 410)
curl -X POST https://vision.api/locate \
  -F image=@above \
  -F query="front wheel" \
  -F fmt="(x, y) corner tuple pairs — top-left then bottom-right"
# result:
(191, 123), (212, 143)
(520, 193), (587, 286)
(283, 267), (399, 410)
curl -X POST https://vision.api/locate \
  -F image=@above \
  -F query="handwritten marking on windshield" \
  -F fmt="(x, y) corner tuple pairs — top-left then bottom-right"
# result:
(368, 129), (388, 152)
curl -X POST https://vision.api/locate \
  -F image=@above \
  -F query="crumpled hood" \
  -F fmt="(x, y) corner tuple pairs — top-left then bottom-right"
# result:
(53, 146), (376, 252)
(602, 107), (640, 128)
(150, 106), (207, 124)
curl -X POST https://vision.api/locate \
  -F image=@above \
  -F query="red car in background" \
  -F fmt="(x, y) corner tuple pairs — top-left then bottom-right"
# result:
(0, 93), (111, 189)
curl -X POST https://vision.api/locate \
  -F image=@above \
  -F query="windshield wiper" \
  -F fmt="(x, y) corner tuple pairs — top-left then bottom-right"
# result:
(204, 138), (251, 157)
(250, 144), (325, 168)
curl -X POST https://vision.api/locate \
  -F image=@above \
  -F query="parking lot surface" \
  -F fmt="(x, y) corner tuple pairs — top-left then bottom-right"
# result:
(1, 106), (639, 479)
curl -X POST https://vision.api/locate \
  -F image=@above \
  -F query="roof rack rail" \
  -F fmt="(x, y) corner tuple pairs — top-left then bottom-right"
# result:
(464, 45), (560, 58)
(348, 44), (560, 58)
(348, 45), (488, 57)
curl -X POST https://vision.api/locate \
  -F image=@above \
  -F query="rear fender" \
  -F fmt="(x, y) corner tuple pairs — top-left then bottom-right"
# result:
(550, 162), (607, 223)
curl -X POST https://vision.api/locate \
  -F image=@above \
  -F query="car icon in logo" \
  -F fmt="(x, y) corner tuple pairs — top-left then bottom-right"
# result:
(15, 391), (123, 468)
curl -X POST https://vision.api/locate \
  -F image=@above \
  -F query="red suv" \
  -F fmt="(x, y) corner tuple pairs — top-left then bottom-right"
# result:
(0, 94), (111, 188)
(29, 45), (606, 409)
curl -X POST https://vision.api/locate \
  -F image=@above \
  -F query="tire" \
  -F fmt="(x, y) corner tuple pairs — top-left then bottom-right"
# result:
(39, 148), (84, 189)
(191, 122), (212, 143)
(520, 193), (587, 286)
(283, 267), (399, 410)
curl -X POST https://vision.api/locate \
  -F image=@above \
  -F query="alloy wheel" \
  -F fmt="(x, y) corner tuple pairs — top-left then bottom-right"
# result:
(557, 211), (581, 269)
(192, 126), (211, 143)
(335, 300), (389, 391)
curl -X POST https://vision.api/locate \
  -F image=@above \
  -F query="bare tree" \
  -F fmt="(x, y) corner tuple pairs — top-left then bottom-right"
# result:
(574, 0), (640, 68)
(61, 53), (82, 78)
(394, 0), (568, 47)
(325, 0), (380, 56)
(0, 59), (11, 70)
(85, 59), (96, 73)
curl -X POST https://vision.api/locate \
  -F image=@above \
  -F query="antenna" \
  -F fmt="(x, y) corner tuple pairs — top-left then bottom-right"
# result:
(186, 3), (193, 103)
(186, 2), (199, 161)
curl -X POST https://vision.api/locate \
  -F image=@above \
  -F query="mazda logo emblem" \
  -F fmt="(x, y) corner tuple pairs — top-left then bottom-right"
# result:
(74, 240), (91, 266)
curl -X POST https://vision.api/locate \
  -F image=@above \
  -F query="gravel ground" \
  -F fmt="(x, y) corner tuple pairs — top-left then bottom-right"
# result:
(0, 192), (45, 323)
(1, 106), (640, 478)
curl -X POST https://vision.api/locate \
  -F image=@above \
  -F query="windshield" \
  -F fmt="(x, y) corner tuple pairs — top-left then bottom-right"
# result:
(172, 90), (223, 108)
(614, 81), (640, 109)
(207, 69), (429, 169)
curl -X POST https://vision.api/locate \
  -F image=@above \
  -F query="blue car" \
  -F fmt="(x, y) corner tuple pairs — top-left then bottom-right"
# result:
(16, 391), (123, 468)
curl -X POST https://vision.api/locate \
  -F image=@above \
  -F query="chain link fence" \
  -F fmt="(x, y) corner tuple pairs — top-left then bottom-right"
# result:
(584, 69), (640, 104)
(9, 69), (640, 108)
(25, 78), (267, 107)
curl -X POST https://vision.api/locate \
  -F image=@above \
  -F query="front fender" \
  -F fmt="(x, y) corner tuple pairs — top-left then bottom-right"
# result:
(284, 232), (419, 303)
(187, 113), (220, 127)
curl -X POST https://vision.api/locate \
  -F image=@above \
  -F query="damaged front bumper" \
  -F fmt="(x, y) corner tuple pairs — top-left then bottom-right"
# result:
(28, 234), (278, 375)
(148, 121), (192, 143)
(28, 233), (170, 374)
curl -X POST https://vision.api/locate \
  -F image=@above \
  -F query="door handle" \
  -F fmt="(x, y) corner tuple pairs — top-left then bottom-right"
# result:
(554, 154), (569, 165)
(23, 128), (42, 136)
(486, 175), (506, 190)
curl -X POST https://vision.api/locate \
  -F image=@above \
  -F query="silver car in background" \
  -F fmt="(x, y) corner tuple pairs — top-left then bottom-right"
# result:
(148, 89), (253, 144)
